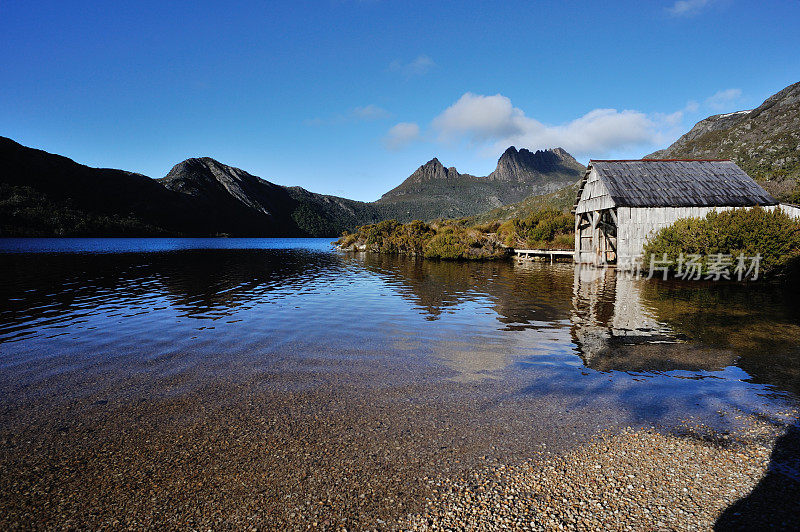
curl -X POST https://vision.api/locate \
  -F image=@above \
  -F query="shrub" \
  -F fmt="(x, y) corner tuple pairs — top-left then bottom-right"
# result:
(423, 227), (470, 259)
(472, 220), (502, 233)
(336, 219), (435, 254)
(642, 207), (800, 277)
(496, 209), (573, 249)
(786, 188), (800, 205)
(335, 210), (571, 260)
(338, 231), (358, 248)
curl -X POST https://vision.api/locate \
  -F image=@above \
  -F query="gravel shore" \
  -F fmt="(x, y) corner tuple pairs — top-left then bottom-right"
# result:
(405, 416), (800, 531)
(1, 363), (797, 530)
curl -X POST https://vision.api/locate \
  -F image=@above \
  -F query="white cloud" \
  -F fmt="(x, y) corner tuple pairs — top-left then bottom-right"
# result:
(651, 99), (702, 128)
(705, 88), (742, 110)
(667, 0), (712, 16)
(654, 110), (685, 127)
(388, 87), (747, 160)
(388, 54), (435, 77)
(351, 104), (391, 121)
(432, 93), (527, 142)
(511, 108), (661, 156)
(383, 122), (421, 150)
(429, 92), (670, 160)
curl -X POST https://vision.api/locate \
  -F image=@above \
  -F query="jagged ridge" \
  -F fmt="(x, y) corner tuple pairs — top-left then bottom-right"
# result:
(0, 135), (584, 236)
(375, 146), (584, 221)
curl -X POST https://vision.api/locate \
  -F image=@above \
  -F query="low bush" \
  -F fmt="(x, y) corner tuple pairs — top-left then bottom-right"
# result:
(336, 220), (507, 260)
(642, 207), (800, 277)
(422, 226), (506, 260)
(497, 209), (574, 249)
(337, 219), (435, 254)
(423, 227), (470, 259)
(335, 210), (574, 260)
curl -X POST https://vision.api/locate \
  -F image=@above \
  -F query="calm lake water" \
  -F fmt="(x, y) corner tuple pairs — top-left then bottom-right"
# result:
(1, 237), (799, 526)
(2, 238), (799, 411)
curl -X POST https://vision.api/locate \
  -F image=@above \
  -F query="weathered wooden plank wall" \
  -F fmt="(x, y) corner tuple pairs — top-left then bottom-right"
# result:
(778, 204), (800, 219)
(617, 206), (726, 261)
(575, 168), (614, 214)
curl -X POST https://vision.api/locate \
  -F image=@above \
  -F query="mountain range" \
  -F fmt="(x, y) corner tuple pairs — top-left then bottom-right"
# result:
(0, 136), (583, 237)
(5, 80), (797, 238)
(647, 80), (800, 201)
(0, 137), (388, 237)
(375, 147), (583, 221)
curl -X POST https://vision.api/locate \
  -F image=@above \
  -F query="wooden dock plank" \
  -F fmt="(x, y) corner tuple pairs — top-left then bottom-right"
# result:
(512, 249), (574, 263)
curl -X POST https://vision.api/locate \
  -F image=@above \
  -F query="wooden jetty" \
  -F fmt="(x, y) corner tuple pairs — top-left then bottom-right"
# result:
(513, 249), (574, 263)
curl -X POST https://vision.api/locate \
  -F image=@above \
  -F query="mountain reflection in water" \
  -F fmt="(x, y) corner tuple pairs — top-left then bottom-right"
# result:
(1, 238), (799, 420)
(358, 252), (800, 397)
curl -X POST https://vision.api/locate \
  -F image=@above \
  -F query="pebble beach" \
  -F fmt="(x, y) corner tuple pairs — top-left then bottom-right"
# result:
(405, 417), (800, 531)
(2, 360), (797, 530)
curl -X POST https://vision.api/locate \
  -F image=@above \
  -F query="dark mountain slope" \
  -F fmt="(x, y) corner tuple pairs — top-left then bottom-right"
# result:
(283, 185), (384, 236)
(0, 135), (584, 236)
(0, 136), (200, 236)
(0, 137), (382, 237)
(160, 157), (384, 236)
(647, 81), (800, 201)
(467, 181), (581, 224)
(159, 157), (300, 236)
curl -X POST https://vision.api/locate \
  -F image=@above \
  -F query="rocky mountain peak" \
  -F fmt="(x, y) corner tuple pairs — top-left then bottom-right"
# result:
(166, 157), (255, 185)
(162, 156), (275, 216)
(550, 147), (575, 160)
(750, 80), (800, 118)
(376, 146), (584, 217)
(490, 146), (583, 182)
(406, 157), (461, 184)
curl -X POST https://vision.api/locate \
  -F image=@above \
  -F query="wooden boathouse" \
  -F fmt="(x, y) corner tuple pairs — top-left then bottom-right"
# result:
(572, 159), (778, 267)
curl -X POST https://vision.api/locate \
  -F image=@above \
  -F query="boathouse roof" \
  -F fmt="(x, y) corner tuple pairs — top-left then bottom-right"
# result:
(576, 159), (777, 210)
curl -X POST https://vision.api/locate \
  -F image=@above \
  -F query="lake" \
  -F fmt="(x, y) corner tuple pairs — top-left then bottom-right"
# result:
(1, 237), (799, 527)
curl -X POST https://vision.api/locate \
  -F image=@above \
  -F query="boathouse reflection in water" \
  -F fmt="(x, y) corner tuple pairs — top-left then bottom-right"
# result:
(569, 265), (738, 373)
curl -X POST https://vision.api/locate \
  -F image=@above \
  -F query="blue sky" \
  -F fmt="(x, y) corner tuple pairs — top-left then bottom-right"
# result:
(1, 0), (798, 202)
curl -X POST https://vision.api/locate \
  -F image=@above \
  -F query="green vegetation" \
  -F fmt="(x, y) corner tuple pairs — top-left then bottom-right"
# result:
(0, 184), (169, 236)
(422, 225), (506, 260)
(642, 207), (800, 278)
(337, 209), (574, 260)
(496, 209), (574, 249)
(465, 182), (579, 224)
(339, 219), (435, 254)
(731, 129), (800, 202)
(290, 201), (338, 237)
(337, 219), (507, 260)
(785, 189), (800, 205)
(651, 95), (800, 202)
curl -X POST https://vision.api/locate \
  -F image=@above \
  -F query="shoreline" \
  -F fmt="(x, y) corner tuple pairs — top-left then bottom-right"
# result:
(405, 415), (800, 530)
(2, 356), (796, 529)
(3, 245), (800, 529)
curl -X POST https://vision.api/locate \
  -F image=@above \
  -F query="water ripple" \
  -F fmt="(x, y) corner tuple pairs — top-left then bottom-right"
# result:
(1, 238), (799, 425)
